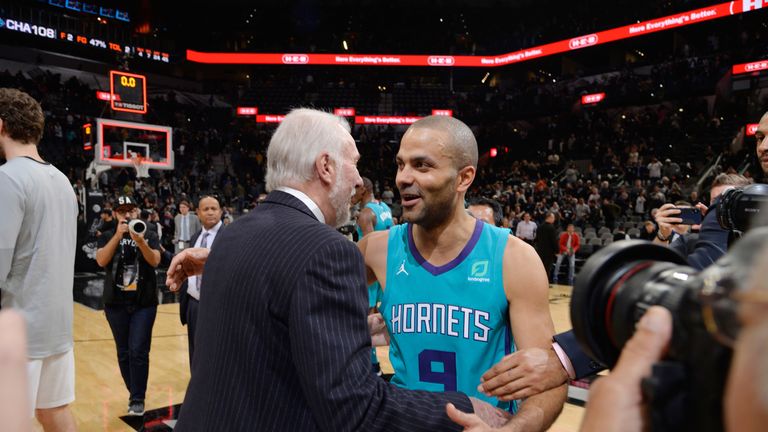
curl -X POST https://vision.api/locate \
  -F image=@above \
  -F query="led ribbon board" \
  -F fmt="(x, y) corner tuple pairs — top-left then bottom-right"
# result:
(187, 2), (766, 67)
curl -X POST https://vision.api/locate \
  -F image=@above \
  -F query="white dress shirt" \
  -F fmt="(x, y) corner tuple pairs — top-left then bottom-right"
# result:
(276, 186), (325, 224)
(187, 220), (223, 300)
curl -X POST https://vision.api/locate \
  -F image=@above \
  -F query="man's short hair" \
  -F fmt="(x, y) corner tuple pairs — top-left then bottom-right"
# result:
(406, 115), (478, 170)
(198, 194), (221, 207)
(711, 173), (752, 188)
(468, 197), (503, 226)
(361, 177), (374, 193)
(0, 88), (44, 145)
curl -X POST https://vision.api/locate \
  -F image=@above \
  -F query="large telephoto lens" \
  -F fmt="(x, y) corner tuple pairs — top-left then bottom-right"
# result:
(570, 241), (693, 367)
(716, 183), (768, 232)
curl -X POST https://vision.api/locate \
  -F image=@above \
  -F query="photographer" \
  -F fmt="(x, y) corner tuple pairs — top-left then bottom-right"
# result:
(95, 196), (161, 417)
(581, 265), (768, 432)
(653, 174), (750, 270)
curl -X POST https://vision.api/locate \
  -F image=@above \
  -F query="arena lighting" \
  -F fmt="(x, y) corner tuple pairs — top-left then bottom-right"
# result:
(746, 123), (759, 136)
(481, 72), (490, 83)
(354, 116), (422, 125)
(334, 108), (356, 116)
(256, 114), (285, 123)
(490, 148), (498, 158)
(236, 107), (258, 116)
(343, 40), (349, 51)
(581, 92), (606, 104)
(187, 1), (766, 67)
(732, 59), (768, 75)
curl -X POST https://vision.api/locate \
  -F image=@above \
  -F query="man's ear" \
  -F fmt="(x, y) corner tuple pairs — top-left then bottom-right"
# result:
(315, 152), (335, 186)
(456, 165), (476, 193)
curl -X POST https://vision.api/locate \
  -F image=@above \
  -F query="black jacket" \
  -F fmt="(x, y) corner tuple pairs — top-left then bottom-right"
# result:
(176, 190), (471, 432)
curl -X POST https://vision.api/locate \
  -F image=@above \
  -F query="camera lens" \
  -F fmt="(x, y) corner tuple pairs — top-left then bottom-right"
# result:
(128, 219), (146, 235)
(717, 184), (768, 232)
(570, 240), (690, 366)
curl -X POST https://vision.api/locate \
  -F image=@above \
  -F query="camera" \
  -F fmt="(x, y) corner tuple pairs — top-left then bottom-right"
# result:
(716, 183), (768, 232)
(572, 225), (768, 431)
(127, 219), (147, 236)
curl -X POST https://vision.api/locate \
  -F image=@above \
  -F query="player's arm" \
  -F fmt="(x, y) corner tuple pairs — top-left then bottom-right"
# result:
(358, 207), (376, 237)
(501, 237), (566, 431)
(0, 173), (23, 288)
(356, 230), (389, 287)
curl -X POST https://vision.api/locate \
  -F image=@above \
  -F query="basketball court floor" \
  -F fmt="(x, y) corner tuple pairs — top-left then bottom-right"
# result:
(55, 281), (585, 431)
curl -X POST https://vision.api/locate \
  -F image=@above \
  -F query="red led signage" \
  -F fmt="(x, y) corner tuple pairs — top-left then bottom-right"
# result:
(236, 107), (258, 116)
(431, 109), (453, 116)
(256, 115), (285, 123)
(96, 90), (119, 101)
(354, 116), (422, 125)
(334, 108), (356, 117)
(188, 2), (764, 67)
(581, 92), (606, 105)
(747, 123), (759, 136)
(733, 60), (768, 75)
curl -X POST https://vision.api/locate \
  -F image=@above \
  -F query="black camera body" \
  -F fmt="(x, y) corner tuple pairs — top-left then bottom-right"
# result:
(571, 183), (768, 431)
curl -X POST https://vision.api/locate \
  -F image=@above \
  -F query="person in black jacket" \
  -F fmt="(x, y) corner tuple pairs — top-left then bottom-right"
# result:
(166, 109), (507, 432)
(535, 212), (559, 283)
(96, 196), (161, 417)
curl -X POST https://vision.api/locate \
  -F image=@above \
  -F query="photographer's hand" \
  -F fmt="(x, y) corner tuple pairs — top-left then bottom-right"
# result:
(579, 306), (672, 432)
(653, 204), (681, 243)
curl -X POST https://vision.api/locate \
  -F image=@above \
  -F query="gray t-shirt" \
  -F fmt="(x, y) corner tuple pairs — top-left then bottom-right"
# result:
(0, 156), (78, 358)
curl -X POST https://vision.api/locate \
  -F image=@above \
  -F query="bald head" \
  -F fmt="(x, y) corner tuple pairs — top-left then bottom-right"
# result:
(405, 115), (478, 170)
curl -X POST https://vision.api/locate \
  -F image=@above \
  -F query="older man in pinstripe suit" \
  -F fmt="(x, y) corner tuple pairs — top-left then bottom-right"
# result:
(167, 108), (508, 431)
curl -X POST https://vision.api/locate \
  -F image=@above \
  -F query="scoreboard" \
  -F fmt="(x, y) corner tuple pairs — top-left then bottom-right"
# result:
(109, 70), (146, 114)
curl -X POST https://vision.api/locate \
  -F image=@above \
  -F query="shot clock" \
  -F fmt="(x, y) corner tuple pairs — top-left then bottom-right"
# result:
(109, 70), (147, 114)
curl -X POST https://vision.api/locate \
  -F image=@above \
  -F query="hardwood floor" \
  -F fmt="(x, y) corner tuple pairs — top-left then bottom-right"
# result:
(58, 285), (583, 431)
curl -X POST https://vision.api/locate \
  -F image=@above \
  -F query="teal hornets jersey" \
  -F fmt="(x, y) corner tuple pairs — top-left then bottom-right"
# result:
(356, 201), (393, 240)
(381, 219), (517, 412)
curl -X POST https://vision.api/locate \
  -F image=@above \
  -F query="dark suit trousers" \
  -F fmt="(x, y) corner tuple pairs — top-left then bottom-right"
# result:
(186, 296), (199, 367)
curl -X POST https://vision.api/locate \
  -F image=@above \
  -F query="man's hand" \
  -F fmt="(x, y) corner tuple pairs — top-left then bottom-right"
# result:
(367, 312), (389, 347)
(478, 347), (569, 401)
(129, 227), (145, 245)
(579, 306), (672, 432)
(653, 203), (681, 240)
(166, 247), (210, 292)
(115, 220), (130, 236)
(446, 397), (512, 431)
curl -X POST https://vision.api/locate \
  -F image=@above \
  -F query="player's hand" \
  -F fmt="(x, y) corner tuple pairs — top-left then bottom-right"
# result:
(653, 203), (681, 239)
(166, 247), (210, 292)
(579, 306), (672, 432)
(446, 398), (511, 431)
(478, 347), (568, 400)
(367, 313), (389, 347)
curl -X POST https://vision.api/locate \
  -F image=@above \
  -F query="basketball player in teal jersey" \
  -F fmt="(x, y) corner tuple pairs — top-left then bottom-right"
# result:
(358, 116), (566, 431)
(354, 176), (394, 374)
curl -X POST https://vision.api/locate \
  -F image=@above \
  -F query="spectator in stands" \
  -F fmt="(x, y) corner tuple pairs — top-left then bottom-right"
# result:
(553, 224), (580, 285)
(535, 212), (559, 283)
(639, 220), (657, 241)
(574, 197), (590, 228)
(647, 156), (662, 181)
(635, 190), (647, 216)
(654, 174), (751, 270)
(515, 212), (537, 244)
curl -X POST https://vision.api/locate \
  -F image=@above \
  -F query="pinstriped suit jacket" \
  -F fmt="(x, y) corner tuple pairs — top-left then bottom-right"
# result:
(175, 190), (472, 431)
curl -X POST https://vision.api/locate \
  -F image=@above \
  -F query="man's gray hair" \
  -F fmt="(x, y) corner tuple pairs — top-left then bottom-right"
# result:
(265, 108), (351, 192)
